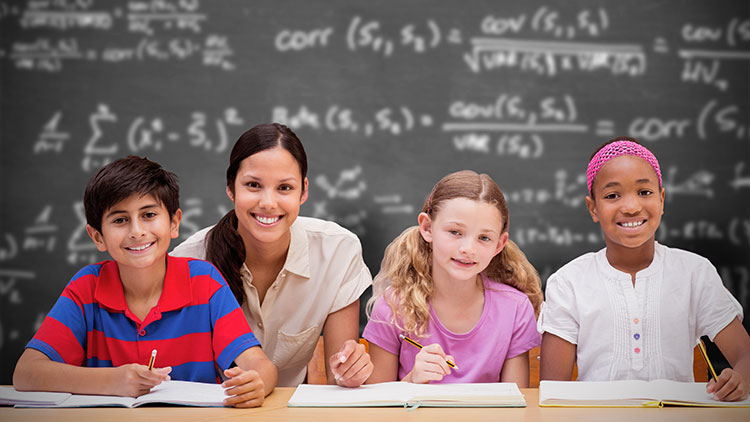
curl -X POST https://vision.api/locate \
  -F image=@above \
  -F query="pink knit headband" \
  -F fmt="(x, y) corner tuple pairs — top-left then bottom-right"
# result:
(586, 140), (662, 194)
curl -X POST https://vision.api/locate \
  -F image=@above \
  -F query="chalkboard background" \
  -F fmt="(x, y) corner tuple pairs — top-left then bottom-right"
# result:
(1, 0), (748, 384)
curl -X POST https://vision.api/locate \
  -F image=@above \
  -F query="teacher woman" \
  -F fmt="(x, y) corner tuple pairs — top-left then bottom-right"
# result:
(171, 123), (373, 387)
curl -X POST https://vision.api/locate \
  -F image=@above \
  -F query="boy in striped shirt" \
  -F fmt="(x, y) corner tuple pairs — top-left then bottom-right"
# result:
(13, 156), (277, 407)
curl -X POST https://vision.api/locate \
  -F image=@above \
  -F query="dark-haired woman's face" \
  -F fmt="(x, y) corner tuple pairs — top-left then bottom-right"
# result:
(227, 147), (308, 247)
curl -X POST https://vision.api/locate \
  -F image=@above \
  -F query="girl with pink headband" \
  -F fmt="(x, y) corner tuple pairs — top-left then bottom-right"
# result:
(538, 136), (750, 402)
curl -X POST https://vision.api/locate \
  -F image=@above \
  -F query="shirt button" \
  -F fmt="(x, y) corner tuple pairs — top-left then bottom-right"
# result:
(273, 284), (279, 289)
(633, 318), (639, 324)
(258, 322), (263, 329)
(634, 347), (641, 354)
(634, 333), (640, 340)
(139, 329), (146, 336)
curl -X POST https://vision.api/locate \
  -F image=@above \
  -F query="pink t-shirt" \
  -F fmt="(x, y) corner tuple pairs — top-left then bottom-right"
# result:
(363, 273), (540, 383)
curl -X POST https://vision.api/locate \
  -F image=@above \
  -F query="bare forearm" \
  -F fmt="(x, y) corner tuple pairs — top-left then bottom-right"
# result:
(14, 352), (117, 395)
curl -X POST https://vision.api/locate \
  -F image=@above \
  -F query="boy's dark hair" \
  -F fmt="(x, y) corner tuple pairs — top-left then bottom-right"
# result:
(84, 155), (180, 233)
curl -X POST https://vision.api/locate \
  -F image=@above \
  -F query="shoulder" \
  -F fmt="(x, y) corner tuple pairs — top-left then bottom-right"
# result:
(657, 242), (714, 271)
(68, 260), (108, 285)
(170, 226), (214, 259)
(295, 216), (360, 240)
(547, 249), (603, 287)
(485, 279), (533, 308)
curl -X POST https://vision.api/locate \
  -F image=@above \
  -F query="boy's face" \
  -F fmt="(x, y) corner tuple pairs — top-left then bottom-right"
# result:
(86, 193), (181, 274)
(585, 155), (665, 251)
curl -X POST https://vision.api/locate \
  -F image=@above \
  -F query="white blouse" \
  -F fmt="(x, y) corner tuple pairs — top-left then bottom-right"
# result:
(539, 242), (743, 382)
(171, 216), (372, 386)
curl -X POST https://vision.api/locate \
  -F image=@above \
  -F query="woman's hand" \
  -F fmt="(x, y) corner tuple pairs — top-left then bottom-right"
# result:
(329, 339), (373, 387)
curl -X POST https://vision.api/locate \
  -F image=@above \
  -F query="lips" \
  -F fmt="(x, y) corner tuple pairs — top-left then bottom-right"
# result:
(451, 258), (476, 266)
(125, 241), (155, 252)
(253, 214), (282, 225)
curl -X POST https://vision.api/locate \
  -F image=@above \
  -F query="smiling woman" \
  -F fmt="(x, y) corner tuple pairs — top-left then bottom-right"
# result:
(170, 123), (374, 388)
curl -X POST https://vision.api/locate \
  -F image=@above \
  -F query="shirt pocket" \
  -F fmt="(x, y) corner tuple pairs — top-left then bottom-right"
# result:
(272, 324), (321, 370)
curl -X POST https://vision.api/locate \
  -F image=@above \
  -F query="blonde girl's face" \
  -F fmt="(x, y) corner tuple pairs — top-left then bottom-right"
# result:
(418, 197), (509, 285)
(585, 154), (665, 252)
(227, 147), (308, 247)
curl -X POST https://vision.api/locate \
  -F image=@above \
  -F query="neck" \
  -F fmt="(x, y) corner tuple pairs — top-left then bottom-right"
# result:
(605, 238), (656, 280)
(242, 231), (291, 272)
(118, 258), (166, 303)
(431, 271), (484, 305)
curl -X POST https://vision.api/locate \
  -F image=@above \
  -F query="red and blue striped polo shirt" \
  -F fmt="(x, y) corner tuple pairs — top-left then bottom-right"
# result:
(27, 255), (260, 384)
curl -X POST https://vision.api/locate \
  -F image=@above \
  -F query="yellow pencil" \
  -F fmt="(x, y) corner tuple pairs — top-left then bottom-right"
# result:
(147, 349), (157, 371)
(698, 339), (718, 381)
(399, 334), (459, 370)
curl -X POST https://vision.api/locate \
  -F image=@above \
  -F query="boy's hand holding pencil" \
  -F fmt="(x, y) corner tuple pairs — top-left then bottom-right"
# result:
(112, 362), (171, 398)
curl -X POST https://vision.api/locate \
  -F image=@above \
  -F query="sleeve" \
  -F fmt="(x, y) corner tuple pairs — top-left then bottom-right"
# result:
(692, 258), (744, 341)
(329, 235), (373, 313)
(26, 272), (91, 366)
(506, 296), (541, 358)
(362, 296), (402, 355)
(537, 271), (580, 345)
(208, 265), (261, 370)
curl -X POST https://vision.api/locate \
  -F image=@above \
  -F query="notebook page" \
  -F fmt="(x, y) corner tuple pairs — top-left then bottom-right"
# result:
(134, 380), (227, 406)
(405, 382), (522, 401)
(0, 387), (71, 406)
(289, 382), (415, 406)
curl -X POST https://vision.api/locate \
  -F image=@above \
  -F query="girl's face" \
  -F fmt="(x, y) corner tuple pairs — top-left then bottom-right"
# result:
(228, 147), (308, 247)
(418, 197), (508, 285)
(586, 155), (665, 252)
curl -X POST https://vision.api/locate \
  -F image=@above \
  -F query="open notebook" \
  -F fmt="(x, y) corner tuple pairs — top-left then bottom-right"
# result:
(539, 380), (750, 408)
(0, 380), (227, 408)
(288, 382), (526, 408)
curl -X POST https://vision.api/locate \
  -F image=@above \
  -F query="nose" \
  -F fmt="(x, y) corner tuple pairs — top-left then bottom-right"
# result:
(621, 193), (642, 214)
(129, 219), (146, 239)
(259, 189), (277, 209)
(458, 237), (475, 256)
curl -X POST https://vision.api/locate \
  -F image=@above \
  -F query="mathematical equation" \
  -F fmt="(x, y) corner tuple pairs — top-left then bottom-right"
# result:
(1, 0), (235, 71)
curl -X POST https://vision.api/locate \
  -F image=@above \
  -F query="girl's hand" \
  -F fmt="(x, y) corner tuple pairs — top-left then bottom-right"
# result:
(222, 367), (266, 408)
(706, 368), (749, 401)
(404, 344), (453, 384)
(112, 364), (171, 397)
(329, 339), (373, 387)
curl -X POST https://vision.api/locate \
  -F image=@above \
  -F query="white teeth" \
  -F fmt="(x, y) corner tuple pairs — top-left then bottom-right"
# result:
(621, 221), (644, 228)
(255, 215), (280, 225)
(127, 242), (153, 251)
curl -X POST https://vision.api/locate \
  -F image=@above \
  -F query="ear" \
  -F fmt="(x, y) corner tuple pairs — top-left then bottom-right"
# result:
(585, 195), (599, 223)
(659, 187), (666, 215)
(417, 212), (433, 243)
(226, 185), (234, 202)
(495, 232), (509, 256)
(300, 177), (309, 205)
(86, 224), (108, 252)
(170, 209), (182, 239)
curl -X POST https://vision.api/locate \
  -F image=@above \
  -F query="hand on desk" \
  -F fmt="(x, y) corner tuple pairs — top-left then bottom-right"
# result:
(222, 367), (266, 407)
(330, 339), (373, 387)
(707, 368), (748, 402)
(403, 343), (454, 384)
(113, 363), (171, 397)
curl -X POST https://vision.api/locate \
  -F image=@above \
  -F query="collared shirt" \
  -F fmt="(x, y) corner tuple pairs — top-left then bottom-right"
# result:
(171, 216), (372, 386)
(27, 256), (260, 383)
(539, 242), (743, 382)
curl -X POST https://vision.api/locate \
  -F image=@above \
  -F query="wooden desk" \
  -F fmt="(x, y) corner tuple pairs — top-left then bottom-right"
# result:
(1, 388), (748, 422)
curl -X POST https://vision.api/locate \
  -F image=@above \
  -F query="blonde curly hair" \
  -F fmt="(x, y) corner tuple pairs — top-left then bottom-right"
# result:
(367, 170), (543, 338)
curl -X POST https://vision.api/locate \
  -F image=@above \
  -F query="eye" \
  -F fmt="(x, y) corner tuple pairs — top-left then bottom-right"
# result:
(112, 217), (126, 224)
(449, 230), (460, 236)
(603, 192), (619, 200)
(278, 184), (294, 192)
(479, 235), (492, 242)
(246, 181), (261, 189)
(639, 189), (653, 196)
(143, 211), (158, 219)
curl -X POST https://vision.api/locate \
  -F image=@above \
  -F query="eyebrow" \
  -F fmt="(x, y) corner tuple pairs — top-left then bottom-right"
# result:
(239, 174), (299, 183)
(600, 178), (654, 190)
(105, 203), (160, 218)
